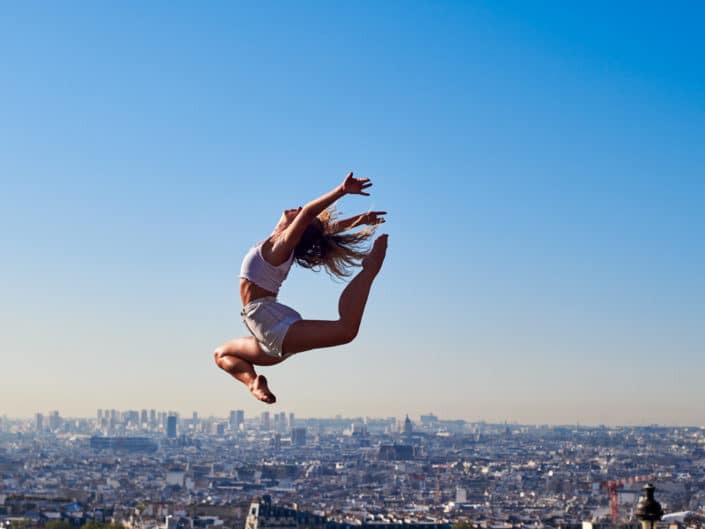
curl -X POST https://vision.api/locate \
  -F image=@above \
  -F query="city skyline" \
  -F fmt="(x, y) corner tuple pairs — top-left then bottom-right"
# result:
(9, 408), (705, 429)
(2, 2), (704, 425)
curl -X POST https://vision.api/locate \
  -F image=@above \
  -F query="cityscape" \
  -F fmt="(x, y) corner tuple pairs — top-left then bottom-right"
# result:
(3, 6), (705, 529)
(2, 410), (705, 529)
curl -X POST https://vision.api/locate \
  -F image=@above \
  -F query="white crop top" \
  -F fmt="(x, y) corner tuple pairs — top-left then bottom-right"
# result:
(239, 241), (294, 295)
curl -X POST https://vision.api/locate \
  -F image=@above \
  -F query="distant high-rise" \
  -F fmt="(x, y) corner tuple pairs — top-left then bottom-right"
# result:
(289, 412), (295, 429)
(96, 410), (104, 430)
(109, 410), (118, 431)
(49, 411), (61, 432)
(351, 423), (367, 437)
(167, 415), (177, 439)
(261, 411), (270, 431)
(124, 410), (139, 426)
(35, 413), (44, 433)
(277, 412), (287, 432)
(229, 410), (244, 432)
(140, 409), (148, 426)
(292, 427), (307, 447)
(403, 415), (413, 435)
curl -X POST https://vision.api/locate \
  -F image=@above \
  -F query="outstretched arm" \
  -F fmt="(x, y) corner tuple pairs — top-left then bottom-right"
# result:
(301, 172), (371, 218)
(329, 211), (387, 233)
(274, 172), (372, 254)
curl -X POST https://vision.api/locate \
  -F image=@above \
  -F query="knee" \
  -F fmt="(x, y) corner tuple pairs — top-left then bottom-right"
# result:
(339, 323), (359, 345)
(213, 347), (225, 367)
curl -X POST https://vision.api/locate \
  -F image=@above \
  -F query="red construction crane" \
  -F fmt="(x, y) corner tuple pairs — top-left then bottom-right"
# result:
(600, 474), (657, 522)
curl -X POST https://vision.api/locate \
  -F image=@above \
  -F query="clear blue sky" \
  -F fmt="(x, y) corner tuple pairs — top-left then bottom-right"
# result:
(2, 1), (704, 425)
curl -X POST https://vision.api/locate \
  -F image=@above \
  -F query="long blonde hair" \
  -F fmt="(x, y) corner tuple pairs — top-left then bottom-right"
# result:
(294, 208), (374, 278)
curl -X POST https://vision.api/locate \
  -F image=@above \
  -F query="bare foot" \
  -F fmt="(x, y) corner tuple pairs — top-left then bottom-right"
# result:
(249, 375), (276, 404)
(362, 234), (388, 275)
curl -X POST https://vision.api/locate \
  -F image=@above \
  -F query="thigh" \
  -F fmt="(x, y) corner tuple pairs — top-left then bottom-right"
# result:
(281, 319), (347, 355)
(218, 336), (286, 367)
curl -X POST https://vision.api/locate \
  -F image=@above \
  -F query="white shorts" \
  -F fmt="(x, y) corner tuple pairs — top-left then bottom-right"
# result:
(241, 297), (302, 357)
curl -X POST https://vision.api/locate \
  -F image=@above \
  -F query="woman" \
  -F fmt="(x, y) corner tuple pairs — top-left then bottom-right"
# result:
(214, 172), (388, 404)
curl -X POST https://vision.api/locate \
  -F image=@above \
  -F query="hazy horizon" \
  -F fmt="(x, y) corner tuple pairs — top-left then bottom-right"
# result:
(7, 409), (704, 430)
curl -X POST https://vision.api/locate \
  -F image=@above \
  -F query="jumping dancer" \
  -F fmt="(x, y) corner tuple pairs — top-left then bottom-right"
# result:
(214, 172), (388, 403)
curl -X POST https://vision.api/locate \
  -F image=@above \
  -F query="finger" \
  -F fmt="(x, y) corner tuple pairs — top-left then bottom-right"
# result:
(356, 178), (371, 184)
(361, 182), (373, 188)
(373, 211), (387, 215)
(360, 191), (370, 196)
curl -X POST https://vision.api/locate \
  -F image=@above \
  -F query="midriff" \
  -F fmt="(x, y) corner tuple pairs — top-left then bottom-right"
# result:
(240, 278), (277, 307)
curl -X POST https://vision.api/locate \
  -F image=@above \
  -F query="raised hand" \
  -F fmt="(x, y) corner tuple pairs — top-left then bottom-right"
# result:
(341, 172), (372, 196)
(364, 211), (387, 226)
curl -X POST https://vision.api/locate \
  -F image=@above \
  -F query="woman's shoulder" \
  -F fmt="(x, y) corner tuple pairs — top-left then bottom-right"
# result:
(260, 235), (293, 267)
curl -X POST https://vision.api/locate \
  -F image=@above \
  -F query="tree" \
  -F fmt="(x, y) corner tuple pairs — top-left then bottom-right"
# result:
(82, 521), (105, 529)
(45, 521), (72, 529)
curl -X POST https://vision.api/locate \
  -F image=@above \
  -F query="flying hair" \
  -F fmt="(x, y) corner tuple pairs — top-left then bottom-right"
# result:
(293, 206), (375, 279)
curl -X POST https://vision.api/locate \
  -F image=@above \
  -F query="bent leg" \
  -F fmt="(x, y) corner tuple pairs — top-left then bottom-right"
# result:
(213, 336), (284, 404)
(282, 234), (388, 354)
